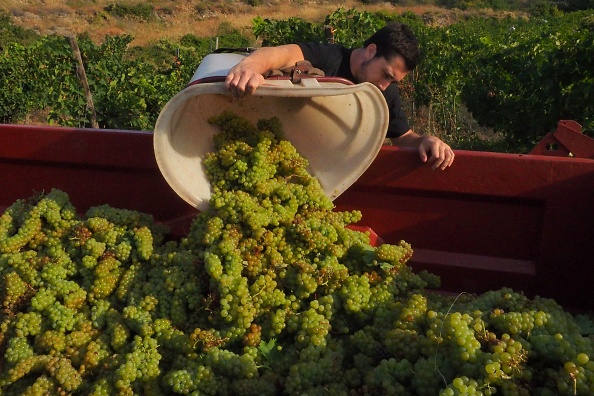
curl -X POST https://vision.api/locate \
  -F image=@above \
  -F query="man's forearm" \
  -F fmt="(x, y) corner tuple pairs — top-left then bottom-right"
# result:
(236, 45), (304, 76)
(392, 129), (455, 170)
(392, 130), (422, 148)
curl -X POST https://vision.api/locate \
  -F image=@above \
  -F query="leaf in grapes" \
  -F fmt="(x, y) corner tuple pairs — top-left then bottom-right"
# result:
(258, 338), (282, 366)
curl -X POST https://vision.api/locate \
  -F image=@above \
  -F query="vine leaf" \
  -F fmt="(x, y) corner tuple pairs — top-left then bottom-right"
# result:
(258, 338), (282, 365)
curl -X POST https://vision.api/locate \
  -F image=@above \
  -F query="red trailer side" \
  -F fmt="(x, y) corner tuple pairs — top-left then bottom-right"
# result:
(0, 124), (197, 235)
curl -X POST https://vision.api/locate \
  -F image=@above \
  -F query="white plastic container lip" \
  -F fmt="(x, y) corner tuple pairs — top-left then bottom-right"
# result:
(189, 52), (248, 82)
(154, 54), (389, 211)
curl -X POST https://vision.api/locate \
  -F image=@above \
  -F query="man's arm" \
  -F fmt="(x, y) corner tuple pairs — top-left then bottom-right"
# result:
(225, 44), (304, 98)
(392, 130), (455, 170)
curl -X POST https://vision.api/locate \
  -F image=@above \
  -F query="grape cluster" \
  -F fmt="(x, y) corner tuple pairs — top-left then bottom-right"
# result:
(0, 111), (593, 395)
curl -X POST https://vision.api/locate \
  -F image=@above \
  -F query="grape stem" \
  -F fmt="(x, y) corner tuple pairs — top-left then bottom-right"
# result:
(570, 372), (577, 395)
(435, 291), (473, 387)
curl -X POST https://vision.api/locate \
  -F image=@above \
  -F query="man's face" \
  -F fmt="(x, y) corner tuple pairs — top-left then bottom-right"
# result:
(355, 44), (409, 91)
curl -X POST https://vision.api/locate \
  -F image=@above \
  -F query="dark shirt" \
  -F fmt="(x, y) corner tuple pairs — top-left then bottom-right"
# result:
(297, 42), (411, 138)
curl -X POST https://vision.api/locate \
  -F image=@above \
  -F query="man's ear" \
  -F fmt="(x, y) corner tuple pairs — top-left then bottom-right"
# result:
(365, 43), (377, 59)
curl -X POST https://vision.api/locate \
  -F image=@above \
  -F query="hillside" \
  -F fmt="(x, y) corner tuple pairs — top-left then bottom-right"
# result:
(0, 0), (497, 47)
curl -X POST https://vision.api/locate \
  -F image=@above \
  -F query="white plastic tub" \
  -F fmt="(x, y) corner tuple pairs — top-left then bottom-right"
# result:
(154, 53), (389, 211)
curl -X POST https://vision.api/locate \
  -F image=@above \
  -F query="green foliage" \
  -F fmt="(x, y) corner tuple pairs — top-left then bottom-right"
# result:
(324, 8), (386, 47)
(452, 12), (594, 146)
(253, 8), (388, 48)
(0, 33), (208, 129)
(216, 22), (251, 49)
(0, 42), (28, 123)
(77, 35), (202, 130)
(529, 0), (563, 18)
(0, 12), (38, 48)
(553, 0), (594, 12)
(179, 33), (215, 53)
(104, 2), (155, 21)
(0, 11), (253, 130)
(436, 0), (567, 12)
(253, 16), (323, 46)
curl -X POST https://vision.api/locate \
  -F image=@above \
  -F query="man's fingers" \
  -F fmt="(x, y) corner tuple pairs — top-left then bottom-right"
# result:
(435, 149), (455, 170)
(225, 71), (264, 99)
(423, 144), (455, 170)
(225, 69), (248, 98)
(431, 156), (445, 171)
(224, 72), (235, 88)
(429, 145), (443, 170)
(244, 78), (260, 96)
(446, 151), (455, 168)
(418, 146), (428, 163)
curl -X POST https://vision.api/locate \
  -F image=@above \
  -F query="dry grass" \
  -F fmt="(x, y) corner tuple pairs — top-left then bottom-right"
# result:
(0, 0), (452, 46)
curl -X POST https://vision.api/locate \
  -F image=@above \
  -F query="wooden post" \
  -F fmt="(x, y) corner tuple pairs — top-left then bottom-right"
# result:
(67, 35), (99, 128)
(324, 25), (335, 44)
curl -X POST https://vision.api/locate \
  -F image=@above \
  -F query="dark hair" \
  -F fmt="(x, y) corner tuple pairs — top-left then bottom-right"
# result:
(363, 22), (420, 71)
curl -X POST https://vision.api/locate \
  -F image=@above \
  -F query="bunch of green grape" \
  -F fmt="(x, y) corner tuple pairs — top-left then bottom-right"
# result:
(0, 111), (593, 395)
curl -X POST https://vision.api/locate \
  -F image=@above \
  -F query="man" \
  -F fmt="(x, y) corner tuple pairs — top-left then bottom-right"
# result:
(225, 22), (454, 170)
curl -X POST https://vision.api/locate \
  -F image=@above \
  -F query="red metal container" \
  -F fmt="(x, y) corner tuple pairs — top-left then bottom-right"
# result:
(1, 121), (593, 312)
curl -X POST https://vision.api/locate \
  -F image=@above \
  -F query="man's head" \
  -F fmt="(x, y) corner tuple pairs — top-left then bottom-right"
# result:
(352, 22), (419, 91)
(364, 22), (420, 71)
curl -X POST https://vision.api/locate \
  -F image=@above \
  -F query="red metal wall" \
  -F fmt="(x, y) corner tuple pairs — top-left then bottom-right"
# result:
(0, 125), (197, 235)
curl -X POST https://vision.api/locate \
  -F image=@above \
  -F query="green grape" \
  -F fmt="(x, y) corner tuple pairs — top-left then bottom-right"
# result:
(46, 356), (83, 392)
(1, 270), (31, 310)
(4, 336), (35, 364)
(14, 311), (43, 337)
(20, 374), (58, 396)
(364, 357), (414, 393)
(132, 226), (153, 261)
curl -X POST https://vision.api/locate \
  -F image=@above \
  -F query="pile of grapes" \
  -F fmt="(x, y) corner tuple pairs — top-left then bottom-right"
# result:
(1, 111), (593, 395)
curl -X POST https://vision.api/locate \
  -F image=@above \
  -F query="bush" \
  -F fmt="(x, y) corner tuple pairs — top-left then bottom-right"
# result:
(0, 12), (38, 48)
(104, 2), (155, 21)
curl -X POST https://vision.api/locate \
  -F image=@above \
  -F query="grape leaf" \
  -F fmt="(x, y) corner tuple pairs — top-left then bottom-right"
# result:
(258, 338), (282, 367)
(379, 262), (395, 272)
(258, 338), (277, 357)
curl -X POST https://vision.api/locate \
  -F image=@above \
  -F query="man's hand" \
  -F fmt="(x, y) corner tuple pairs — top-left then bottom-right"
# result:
(393, 130), (455, 170)
(225, 61), (265, 98)
(418, 135), (455, 170)
(224, 45), (305, 99)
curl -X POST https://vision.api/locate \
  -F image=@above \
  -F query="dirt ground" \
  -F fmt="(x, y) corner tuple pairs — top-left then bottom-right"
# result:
(0, 0), (459, 46)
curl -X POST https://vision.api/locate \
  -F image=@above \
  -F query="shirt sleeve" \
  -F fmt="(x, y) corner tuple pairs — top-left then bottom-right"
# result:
(296, 42), (344, 76)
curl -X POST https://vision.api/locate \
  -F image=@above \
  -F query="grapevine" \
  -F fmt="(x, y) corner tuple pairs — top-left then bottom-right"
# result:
(0, 112), (593, 395)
